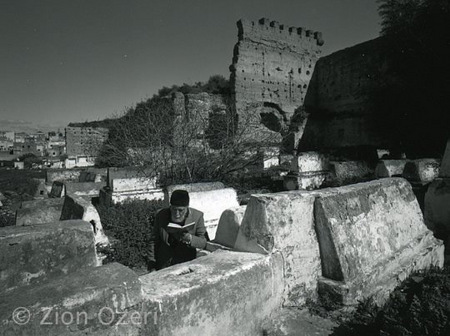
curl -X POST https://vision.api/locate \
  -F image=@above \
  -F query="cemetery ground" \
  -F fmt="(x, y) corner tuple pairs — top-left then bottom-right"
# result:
(2, 168), (450, 334)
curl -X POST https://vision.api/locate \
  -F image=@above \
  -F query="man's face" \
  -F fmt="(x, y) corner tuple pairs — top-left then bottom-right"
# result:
(170, 205), (188, 223)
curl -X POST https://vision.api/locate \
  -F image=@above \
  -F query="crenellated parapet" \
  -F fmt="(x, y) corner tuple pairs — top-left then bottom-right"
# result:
(237, 18), (324, 50)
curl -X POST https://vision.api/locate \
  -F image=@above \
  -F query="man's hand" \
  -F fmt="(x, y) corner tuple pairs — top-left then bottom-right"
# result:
(179, 232), (192, 245)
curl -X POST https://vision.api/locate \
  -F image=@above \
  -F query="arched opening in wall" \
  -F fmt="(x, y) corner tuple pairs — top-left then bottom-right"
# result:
(260, 102), (287, 133)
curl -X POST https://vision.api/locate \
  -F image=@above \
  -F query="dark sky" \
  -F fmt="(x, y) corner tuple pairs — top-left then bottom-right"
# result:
(0, 0), (381, 129)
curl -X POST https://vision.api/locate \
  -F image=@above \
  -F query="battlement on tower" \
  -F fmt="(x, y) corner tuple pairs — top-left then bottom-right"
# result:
(237, 18), (324, 49)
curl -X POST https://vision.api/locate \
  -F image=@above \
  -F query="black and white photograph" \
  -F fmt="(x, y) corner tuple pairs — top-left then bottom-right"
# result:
(1, 0), (449, 335)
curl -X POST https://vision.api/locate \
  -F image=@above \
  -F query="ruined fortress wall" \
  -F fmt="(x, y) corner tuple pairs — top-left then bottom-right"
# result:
(231, 18), (323, 119)
(299, 37), (390, 152)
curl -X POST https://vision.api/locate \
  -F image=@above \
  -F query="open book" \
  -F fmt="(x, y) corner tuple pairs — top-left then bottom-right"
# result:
(166, 221), (195, 234)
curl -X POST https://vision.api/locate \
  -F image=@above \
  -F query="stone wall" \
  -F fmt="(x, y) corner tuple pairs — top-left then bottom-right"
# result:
(298, 37), (389, 155)
(231, 18), (323, 124)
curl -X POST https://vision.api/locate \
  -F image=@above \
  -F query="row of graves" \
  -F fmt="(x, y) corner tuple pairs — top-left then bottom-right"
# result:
(1, 142), (449, 335)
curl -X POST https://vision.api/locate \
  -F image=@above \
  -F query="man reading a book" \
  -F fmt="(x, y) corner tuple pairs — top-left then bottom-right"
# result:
(147, 189), (207, 271)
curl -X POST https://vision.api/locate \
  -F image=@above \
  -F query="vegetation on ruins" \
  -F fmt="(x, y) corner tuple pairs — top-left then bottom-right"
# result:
(96, 199), (164, 270)
(327, 266), (450, 335)
(95, 95), (279, 185)
(374, 0), (450, 157)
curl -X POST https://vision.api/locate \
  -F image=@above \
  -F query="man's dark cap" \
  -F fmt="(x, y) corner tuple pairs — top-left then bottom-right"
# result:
(170, 190), (190, 206)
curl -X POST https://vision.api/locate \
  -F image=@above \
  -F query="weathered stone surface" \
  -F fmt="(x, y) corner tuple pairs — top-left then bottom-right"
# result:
(314, 178), (444, 305)
(0, 220), (97, 293)
(214, 205), (247, 248)
(284, 172), (327, 190)
(231, 18), (323, 126)
(290, 151), (329, 173)
(375, 159), (407, 178)
(262, 308), (337, 336)
(234, 192), (320, 306)
(190, 188), (239, 240)
(46, 169), (82, 183)
(107, 167), (154, 188)
(440, 139), (450, 177)
(139, 250), (284, 336)
(424, 178), (450, 235)
(0, 263), (142, 336)
(164, 182), (225, 201)
(99, 187), (165, 207)
(46, 168), (107, 184)
(402, 158), (440, 184)
(64, 182), (106, 197)
(60, 195), (109, 248)
(110, 177), (157, 192)
(15, 198), (64, 226)
(327, 160), (373, 185)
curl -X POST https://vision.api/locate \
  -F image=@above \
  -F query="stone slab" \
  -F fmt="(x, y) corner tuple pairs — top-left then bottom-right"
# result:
(214, 205), (247, 248)
(99, 188), (165, 207)
(234, 191), (320, 306)
(60, 195), (109, 248)
(46, 169), (82, 183)
(0, 220), (96, 293)
(110, 177), (157, 192)
(284, 172), (327, 190)
(314, 177), (444, 305)
(164, 182), (225, 202)
(0, 263), (142, 336)
(15, 202), (64, 226)
(328, 161), (373, 185)
(375, 159), (407, 178)
(402, 158), (440, 184)
(318, 231), (444, 306)
(64, 182), (106, 197)
(107, 167), (155, 188)
(290, 151), (329, 173)
(139, 250), (284, 336)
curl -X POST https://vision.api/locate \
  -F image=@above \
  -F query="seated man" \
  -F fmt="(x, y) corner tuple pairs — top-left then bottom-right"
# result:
(148, 189), (207, 271)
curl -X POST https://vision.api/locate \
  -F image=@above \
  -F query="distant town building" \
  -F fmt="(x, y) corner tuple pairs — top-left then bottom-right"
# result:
(65, 126), (109, 168)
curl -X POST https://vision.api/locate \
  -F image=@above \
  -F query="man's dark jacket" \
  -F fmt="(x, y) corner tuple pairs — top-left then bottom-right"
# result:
(148, 207), (207, 269)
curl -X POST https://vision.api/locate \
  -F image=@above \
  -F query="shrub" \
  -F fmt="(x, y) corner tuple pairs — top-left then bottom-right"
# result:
(332, 266), (450, 335)
(96, 199), (164, 270)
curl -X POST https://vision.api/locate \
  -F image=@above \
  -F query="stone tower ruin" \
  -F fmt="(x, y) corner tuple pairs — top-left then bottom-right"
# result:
(230, 18), (324, 144)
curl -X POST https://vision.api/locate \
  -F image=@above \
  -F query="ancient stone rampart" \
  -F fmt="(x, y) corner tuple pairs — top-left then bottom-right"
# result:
(231, 18), (323, 121)
(298, 37), (390, 155)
